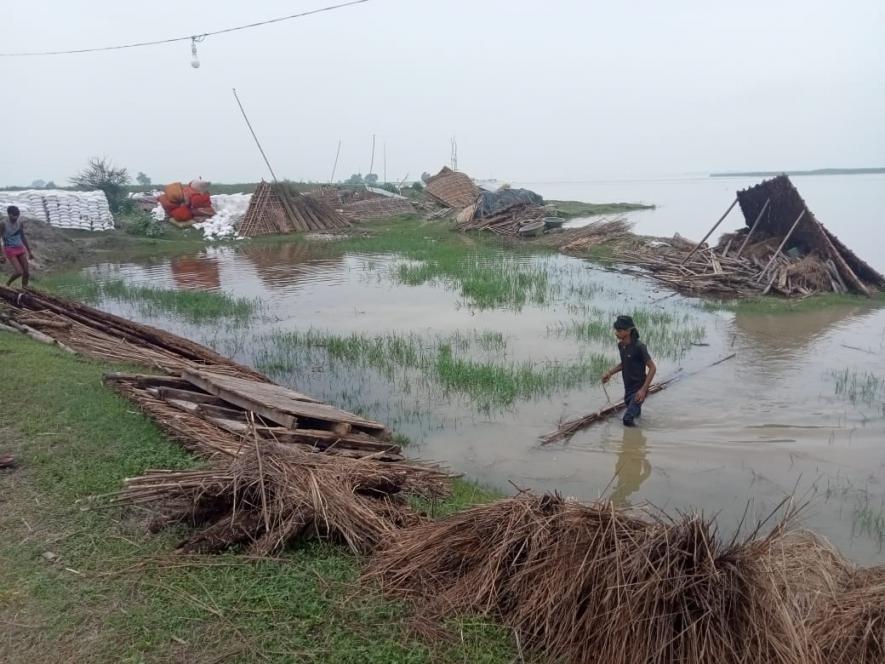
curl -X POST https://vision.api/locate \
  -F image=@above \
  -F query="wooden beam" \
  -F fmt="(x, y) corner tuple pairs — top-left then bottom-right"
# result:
(681, 198), (738, 265)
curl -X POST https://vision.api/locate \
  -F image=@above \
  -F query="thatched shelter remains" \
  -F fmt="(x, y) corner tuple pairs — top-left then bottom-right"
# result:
(735, 175), (884, 295)
(423, 167), (479, 209)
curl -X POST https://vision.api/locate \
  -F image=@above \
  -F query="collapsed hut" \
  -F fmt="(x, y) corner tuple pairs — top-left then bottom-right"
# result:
(618, 175), (885, 297)
(238, 181), (350, 236)
(456, 187), (550, 236)
(423, 166), (479, 209)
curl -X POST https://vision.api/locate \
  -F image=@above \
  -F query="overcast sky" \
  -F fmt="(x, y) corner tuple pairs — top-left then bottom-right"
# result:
(3, 0), (883, 186)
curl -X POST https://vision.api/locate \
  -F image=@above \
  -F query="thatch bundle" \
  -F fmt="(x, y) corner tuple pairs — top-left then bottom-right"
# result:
(112, 442), (452, 556)
(365, 493), (814, 664)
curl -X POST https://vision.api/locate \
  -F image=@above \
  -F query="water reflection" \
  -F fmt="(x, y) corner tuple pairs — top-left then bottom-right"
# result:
(610, 427), (651, 506)
(170, 255), (221, 290)
(239, 243), (346, 291)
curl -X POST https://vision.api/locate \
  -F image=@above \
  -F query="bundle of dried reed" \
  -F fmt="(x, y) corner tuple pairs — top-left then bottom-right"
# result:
(112, 441), (452, 556)
(366, 493), (816, 664)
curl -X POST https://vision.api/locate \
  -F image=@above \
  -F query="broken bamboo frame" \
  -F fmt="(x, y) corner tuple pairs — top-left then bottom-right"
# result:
(735, 197), (770, 258)
(681, 198), (738, 265)
(756, 208), (806, 281)
(540, 353), (737, 445)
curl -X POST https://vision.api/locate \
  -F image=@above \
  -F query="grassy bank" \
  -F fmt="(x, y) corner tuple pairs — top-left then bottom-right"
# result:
(547, 199), (655, 218)
(705, 291), (885, 314)
(0, 330), (512, 663)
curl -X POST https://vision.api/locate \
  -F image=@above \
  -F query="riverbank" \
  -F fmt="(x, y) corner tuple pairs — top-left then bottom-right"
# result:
(0, 329), (512, 663)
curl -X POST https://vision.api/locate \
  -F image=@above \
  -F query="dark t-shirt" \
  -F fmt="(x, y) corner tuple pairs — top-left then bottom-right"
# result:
(618, 340), (651, 395)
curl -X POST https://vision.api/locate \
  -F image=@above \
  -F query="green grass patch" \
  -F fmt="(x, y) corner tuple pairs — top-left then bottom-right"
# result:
(547, 199), (655, 218)
(0, 330), (514, 663)
(39, 273), (259, 324)
(255, 328), (608, 411)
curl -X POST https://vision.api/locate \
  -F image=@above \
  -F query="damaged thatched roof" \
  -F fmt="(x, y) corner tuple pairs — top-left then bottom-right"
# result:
(736, 175), (885, 294)
(424, 167), (479, 209)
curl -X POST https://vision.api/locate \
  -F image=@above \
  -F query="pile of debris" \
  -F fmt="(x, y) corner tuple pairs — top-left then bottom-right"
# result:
(238, 181), (350, 237)
(618, 175), (885, 297)
(421, 166), (554, 236)
(308, 185), (416, 221)
(105, 369), (404, 461)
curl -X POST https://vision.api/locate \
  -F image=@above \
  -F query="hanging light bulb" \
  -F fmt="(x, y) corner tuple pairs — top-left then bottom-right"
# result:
(190, 36), (201, 69)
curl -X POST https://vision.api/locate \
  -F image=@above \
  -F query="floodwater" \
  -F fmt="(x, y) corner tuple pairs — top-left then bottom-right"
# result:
(84, 238), (885, 564)
(520, 173), (885, 274)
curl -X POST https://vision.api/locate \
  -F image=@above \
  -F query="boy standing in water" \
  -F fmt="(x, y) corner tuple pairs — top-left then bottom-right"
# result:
(1, 206), (33, 288)
(602, 315), (657, 426)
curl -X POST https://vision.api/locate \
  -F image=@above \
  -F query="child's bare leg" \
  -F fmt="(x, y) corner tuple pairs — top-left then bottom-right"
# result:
(19, 254), (30, 288)
(6, 255), (23, 286)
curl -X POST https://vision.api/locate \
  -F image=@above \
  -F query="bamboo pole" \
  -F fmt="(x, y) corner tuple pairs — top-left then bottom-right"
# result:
(735, 198), (770, 258)
(681, 198), (738, 265)
(540, 353), (737, 444)
(232, 88), (279, 183)
(756, 208), (806, 281)
(329, 139), (341, 184)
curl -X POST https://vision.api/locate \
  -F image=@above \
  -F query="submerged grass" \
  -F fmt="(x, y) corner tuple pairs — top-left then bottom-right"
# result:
(830, 368), (885, 409)
(327, 216), (558, 310)
(552, 307), (706, 360)
(255, 328), (609, 411)
(39, 273), (259, 324)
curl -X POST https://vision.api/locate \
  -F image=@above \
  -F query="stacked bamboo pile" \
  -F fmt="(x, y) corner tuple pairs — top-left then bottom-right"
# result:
(455, 203), (545, 236)
(105, 370), (403, 461)
(0, 286), (264, 379)
(111, 442), (452, 556)
(366, 492), (885, 664)
(238, 181), (350, 237)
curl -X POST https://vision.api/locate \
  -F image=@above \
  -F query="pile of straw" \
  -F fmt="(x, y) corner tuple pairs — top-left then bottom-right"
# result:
(365, 493), (815, 664)
(809, 565), (885, 664)
(112, 442), (452, 556)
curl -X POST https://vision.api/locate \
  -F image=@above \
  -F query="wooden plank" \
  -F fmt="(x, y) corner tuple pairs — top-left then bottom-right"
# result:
(105, 373), (193, 389)
(180, 374), (298, 430)
(205, 417), (400, 455)
(156, 386), (225, 405)
(181, 369), (386, 431)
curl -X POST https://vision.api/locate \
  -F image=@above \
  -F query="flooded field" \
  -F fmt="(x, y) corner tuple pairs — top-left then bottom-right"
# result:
(78, 236), (885, 563)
